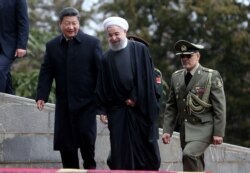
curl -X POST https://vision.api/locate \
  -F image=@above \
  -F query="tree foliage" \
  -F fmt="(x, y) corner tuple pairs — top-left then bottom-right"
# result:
(11, 0), (250, 147)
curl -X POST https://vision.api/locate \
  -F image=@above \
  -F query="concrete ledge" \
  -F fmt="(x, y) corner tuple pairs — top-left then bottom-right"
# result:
(0, 93), (250, 172)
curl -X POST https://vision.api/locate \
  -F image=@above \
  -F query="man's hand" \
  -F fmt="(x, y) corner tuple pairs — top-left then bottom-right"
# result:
(125, 99), (136, 107)
(213, 136), (223, 145)
(36, 100), (45, 111)
(100, 114), (108, 124)
(162, 133), (171, 144)
(15, 49), (27, 58)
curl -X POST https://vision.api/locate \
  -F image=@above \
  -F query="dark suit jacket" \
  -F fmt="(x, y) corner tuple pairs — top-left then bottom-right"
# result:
(0, 0), (29, 58)
(36, 30), (102, 150)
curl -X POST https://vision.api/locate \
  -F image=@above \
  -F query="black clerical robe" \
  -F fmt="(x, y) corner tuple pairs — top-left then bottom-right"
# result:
(96, 41), (161, 170)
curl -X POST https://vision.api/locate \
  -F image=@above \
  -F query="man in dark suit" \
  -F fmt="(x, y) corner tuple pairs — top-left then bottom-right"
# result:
(162, 40), (226, 172)
(0, 0), (29, 93)
(36, 7), (102, 169)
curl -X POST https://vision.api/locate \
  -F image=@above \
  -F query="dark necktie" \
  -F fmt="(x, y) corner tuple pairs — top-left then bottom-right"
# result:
(185, 72), (192, 86)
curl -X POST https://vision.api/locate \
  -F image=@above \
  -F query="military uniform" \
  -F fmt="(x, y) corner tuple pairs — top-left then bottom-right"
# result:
(162, 40), (226, 171)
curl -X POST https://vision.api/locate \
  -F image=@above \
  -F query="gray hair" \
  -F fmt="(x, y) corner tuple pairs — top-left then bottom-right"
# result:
(59, 7), (80, 22)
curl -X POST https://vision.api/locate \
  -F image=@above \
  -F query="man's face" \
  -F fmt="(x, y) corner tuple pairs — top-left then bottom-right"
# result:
(60, 16), (79, 39)
(180, 52), (200, 71)
(106, 25), (127, 50)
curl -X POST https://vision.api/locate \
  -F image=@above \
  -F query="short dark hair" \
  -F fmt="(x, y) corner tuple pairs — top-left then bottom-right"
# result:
(59, 7), (80, 22)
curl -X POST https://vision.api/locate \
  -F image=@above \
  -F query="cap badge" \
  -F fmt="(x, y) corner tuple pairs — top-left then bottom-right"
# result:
(181, 45), (187, 52)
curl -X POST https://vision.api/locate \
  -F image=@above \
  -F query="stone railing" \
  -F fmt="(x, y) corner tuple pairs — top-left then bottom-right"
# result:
(0, 93), (249, 172)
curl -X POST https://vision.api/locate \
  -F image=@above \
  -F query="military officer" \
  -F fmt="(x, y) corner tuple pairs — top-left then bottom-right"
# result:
(162, 40), (226, 172)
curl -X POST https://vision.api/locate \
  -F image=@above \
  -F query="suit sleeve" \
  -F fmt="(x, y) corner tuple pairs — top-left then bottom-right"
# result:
(36, 45), (54, 102)
(210, 70), (226, 137)
(95, 55), (108, 115)
(94, 39), (103, 76)
(17, 0), (29, 49)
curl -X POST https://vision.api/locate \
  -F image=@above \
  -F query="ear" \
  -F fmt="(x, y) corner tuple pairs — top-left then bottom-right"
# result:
(197, 52), (201, 59)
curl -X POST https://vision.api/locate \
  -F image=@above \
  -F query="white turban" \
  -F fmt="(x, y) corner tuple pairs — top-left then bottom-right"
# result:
(103, 16), (129, 31)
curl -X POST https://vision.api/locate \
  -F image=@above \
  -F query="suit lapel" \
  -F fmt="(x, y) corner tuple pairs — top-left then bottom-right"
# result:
(179, 70), (188, 94)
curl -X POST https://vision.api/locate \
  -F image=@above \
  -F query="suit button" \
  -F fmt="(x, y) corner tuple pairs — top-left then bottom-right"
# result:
(185, 119), (187, 122)
(183, 99), (186, 102)
(184, 109), (186, 112)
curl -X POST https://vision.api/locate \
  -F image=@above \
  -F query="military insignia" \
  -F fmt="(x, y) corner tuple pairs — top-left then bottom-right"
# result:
(174, 69), (184, 74)
(175, 87), (179, 99)
(195, 87), (200, 93)
(215, 77), (223, 88)
(155, 77), (161, 84)
(176, 94), (179, 100)
(202, 67), (213, 73)
(181, 45), (187, 52)
(195, 87), (205, 96)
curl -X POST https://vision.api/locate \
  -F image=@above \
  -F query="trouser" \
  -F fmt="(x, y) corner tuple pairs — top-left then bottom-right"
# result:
(5, 72), (14, 94)
(58, 106), (97, 169)
(0, 53), (14, 92)
(60, 143), (96, 169)
(180, 123), (210, 172)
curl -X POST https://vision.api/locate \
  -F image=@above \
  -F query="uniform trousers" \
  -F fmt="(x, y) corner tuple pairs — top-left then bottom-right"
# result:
(180, 122), (210, 172)
(0, 52), (14, 93)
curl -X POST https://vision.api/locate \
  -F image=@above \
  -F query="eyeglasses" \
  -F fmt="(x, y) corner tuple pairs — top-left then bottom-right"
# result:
(180, 52), (198, 59)
(180, 54), (193, 59)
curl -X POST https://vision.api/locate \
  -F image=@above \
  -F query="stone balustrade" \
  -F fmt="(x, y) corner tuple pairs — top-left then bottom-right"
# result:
(0, 93), (249, 172)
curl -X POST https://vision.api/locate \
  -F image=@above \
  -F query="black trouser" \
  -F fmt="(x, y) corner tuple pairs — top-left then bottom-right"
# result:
(60, 150), (80, 169)
(5, 72), (14, 94)
(0, 50), (14, 93)
(59, 107), (97, 169)
(60, 144), (96, 169)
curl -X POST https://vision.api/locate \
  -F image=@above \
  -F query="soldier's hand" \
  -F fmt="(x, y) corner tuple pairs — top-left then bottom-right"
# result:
(162, 133), (171, 144)
(213, 136), (223, 145)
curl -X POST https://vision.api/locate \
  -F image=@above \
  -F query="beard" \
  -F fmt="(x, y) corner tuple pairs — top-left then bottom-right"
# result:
(109, 38), (127, 51)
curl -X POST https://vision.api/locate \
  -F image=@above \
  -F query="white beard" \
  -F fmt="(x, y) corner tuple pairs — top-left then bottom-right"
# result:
(109, 38), (128, 51)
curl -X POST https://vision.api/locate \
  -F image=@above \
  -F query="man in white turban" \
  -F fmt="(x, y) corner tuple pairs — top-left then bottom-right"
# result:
(102, 16), (129, 51)
(96, 16), (161, 170)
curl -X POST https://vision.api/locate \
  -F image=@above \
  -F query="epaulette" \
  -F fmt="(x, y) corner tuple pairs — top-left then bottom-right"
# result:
(154, 68), (162, 74)
(202, 67), (214, 73)
(174, 69), (185, 74)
